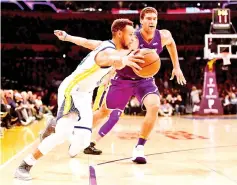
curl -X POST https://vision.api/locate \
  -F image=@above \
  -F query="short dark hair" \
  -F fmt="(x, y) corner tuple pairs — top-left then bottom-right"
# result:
(111, 19), (134, 36)
(140, 7), (158, 20)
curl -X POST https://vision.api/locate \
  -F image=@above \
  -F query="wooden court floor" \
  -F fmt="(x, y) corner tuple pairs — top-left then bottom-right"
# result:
(0, 115), (237, 185)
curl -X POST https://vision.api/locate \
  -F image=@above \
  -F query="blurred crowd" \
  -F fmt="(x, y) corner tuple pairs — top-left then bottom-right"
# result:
(0, 89), (57, 129)
(1, 15), (220, 45)
(1, 57), (71, 90)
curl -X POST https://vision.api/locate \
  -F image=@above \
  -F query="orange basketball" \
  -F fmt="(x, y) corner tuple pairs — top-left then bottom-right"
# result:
(133, 48), (161, 78)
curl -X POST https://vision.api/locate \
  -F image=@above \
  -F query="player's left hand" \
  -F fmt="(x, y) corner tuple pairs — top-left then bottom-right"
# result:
(54, 30), (68, 41)
(170, 68), (186, 85)
(101, 74), (111, 89)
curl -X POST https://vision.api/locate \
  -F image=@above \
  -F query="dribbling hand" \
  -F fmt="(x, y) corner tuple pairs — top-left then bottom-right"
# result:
(122, 50), (144, 72)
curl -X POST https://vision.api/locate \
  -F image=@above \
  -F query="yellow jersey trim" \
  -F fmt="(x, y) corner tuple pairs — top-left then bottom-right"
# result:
(63, 64), (99, 114)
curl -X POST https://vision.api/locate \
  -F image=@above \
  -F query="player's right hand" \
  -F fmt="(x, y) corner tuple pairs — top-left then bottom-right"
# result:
(122, 50), (144, 71)
(54, 30), (68, 41)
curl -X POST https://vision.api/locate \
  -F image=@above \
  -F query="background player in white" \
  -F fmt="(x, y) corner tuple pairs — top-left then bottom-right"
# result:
(14, 18), (144, 180)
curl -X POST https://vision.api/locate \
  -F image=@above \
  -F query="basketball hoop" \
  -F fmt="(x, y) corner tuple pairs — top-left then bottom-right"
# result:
(220, 52), (231, 65)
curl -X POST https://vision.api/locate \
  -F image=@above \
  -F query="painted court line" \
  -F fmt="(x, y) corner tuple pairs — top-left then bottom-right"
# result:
(90, 144), (237, 185)
(96, 144), (237, 166)
(0, 139), (39, 170)
(89, 166), (97, 185)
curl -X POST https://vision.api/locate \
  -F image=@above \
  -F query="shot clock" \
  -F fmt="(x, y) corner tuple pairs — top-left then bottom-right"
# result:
(212, 8), (231, 29)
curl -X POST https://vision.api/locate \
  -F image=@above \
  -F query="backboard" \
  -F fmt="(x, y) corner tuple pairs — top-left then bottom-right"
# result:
(204, 8), (237, 65)
(204, 34), (237, 65)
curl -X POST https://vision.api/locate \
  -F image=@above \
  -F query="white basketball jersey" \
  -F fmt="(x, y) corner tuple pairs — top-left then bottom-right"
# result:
(61, 40), (115, 95)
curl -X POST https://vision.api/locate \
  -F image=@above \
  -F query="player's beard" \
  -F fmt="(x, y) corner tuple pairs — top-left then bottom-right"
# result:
(121, 39), (129, 49)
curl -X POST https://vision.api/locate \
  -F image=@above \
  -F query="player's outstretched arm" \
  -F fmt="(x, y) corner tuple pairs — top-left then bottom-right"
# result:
(95, 49), (144, 71)
(54, 30), (102, 50)
(160, 29), (186, 85)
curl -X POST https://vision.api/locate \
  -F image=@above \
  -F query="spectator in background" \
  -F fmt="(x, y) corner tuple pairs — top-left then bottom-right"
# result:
(35, 96), (43, 112)
(159, 99), (173, 117)
(28, 91), (35, 104)
(229, 91), (237, 114)
(166, 93), (174, 106)
(1, 89), (17, 128)
(190, 86), (201, 113)
(129, 96), (141, 115)
(29, 94), (42, 120)
(5, 90), (27, 124)
(14, 92), (33, 125)
(174, 94), (186, 115)
(35, 95), (51, 116)
(49, 92), (57, 117)
(21, 91), (35, 121)
(223, 94), (232, 114)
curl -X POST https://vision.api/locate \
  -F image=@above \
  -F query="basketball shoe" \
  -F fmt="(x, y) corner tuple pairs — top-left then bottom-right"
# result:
(83, 142), (102, 155)
(131, 145), (147, 164)
(14, 161), (32, 180)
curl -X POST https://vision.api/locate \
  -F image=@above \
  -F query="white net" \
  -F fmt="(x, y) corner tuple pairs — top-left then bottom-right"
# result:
(221, 52), (231, 65)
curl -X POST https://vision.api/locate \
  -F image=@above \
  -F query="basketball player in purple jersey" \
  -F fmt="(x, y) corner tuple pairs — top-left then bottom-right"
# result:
(41, 7), (186, 164)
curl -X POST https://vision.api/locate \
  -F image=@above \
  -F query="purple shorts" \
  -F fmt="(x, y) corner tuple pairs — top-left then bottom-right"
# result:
(105, 76), (159, 110)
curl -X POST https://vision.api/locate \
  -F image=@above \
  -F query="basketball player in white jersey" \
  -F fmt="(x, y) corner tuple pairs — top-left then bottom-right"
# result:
(14, 19), (144, 180)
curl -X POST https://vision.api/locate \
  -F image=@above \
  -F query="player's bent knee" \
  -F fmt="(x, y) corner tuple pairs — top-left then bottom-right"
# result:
(78, 130), (91, 149)
(98, 110), (121, 137)
(143, 94), (160, 110)
(99, 103), (111, 117)
(110, 110), (121, 121)
(55, 117), (74, 138)
(146, 103), (160, 113)
(69, 129), (91, 157)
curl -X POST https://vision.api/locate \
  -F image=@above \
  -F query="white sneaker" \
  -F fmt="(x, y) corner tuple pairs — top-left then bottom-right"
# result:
(30, 116), (36, 121)
(131, 145), (147, 164)
(68, 144), (77, 158)
(20, 120), (29, 126)
(14, 161), (32, 181)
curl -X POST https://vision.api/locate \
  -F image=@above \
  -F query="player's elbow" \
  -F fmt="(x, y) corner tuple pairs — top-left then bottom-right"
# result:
(95, 59), (110, 68)
(166, 37), (176, 51)
(86, 40), (102, 50)
(95, 53), (109, 67)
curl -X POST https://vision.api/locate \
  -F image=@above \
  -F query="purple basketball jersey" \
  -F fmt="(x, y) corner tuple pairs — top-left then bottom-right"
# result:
(116, 29), (163, 79)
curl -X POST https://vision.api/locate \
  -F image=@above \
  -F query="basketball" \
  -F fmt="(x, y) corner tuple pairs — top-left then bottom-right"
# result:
(132, 48), (161, 78)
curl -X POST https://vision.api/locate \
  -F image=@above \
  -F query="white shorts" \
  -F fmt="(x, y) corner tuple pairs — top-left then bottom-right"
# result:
(56, 80), (93, 129)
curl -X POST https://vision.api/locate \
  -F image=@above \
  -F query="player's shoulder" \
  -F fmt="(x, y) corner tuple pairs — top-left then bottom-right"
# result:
(94, 40), (116, 53)
(159, 29), (172, 39)
(100, 40), (116, 48)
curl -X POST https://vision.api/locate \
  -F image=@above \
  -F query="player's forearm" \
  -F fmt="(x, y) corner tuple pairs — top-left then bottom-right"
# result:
(100, 56), (124, 69)
(166, 40), (180, 69)
(97, 49), (131, 69)
(65, 35), (102, 50)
